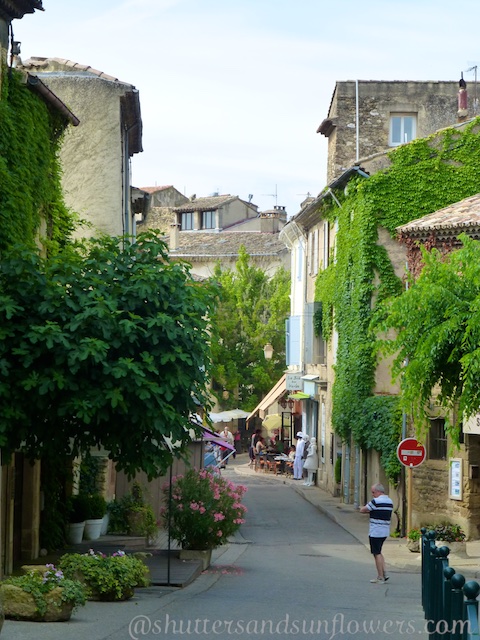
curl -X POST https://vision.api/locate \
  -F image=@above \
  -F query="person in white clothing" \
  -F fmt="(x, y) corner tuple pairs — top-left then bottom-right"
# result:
(360, 483), (393, 584)
(293, 432), (307, 480)
(219, 426), (234, 467)
(302, 437), (318, 486)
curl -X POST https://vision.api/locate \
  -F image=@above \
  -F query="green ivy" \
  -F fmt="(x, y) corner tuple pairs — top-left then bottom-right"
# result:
(0, 66), (76, 252)
(314, 118), (480, 482)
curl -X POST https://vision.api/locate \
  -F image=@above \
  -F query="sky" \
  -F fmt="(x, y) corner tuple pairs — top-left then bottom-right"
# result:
(14, 0), (480, 217)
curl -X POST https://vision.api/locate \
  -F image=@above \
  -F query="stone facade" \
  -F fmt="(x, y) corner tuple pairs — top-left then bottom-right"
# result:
(319, 81), (460, 183)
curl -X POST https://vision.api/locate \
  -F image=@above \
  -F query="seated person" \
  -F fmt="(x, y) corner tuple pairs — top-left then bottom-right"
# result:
(255, 437), (267, 455)
(204, 443), (217, 467)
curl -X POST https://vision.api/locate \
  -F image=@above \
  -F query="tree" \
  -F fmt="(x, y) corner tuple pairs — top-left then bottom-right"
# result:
(0, 233), (218, 478)
(209, 246), (290, 411)
(374, 234), (480, 442)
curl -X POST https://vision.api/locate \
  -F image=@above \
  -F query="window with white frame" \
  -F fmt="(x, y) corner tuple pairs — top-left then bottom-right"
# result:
(389, 114), (416, 146)
(181, 212), (193, 230)
(202, 210), (215, 229)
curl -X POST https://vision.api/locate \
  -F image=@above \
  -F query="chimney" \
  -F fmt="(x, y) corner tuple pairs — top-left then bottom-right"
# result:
(170, 222), (181, 251)
(458, 73), (468, 122)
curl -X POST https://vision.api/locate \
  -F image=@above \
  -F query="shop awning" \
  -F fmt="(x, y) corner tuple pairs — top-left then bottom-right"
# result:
(246, 374), (287, 423)
(201, 426), (235, 450)
(288, 392), (311, 400)
(209, 409), (249, 423)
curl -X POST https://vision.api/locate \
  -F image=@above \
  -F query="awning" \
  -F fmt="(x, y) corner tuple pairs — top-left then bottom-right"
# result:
(202, 426), (235, 451)
(209, 409), (249, 423)
(288, 392), (311, 400)
(246, 374), (287, 423)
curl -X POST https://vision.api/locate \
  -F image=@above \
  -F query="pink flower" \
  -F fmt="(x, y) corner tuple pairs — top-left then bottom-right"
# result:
(190, 502), (200, 511)
(214, 513), (225, 522)
(217, 530), (223, 537)
(199, 506), (206, 514)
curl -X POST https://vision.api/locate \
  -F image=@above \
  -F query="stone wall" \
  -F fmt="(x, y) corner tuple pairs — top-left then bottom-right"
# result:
(324, 81), (459, 183)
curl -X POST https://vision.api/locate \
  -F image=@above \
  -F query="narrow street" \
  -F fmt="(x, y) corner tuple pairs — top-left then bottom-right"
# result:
(4, 461), (428, 640)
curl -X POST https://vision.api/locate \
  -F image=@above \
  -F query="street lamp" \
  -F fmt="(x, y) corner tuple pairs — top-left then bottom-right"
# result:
(263, 343), (274, 360)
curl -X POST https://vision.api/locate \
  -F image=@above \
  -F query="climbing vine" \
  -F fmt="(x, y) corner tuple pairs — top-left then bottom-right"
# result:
(314, 118), (480, 482)
(0, 66), (76, 252)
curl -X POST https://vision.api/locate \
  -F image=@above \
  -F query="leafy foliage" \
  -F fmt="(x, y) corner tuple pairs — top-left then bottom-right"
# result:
(108, 481), (158, 538)
(0, 233), (218, 478)
(59, 549), (149, 600)
(2, 564), (86, 616)
(313, 119), (480, 481)
(0, 67), (76, 251)
(209, 246), (290, 410)
(374, 234), (480, 444)
(160, 468), (247, 550)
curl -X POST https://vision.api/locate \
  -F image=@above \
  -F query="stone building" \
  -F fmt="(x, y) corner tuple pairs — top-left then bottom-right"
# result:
(281, 78), (476, 525)
(318, 80), (460, 183)
(139, 193), (289, 278)
(396, 193), (480, 538)
(19, 57), (145, 239)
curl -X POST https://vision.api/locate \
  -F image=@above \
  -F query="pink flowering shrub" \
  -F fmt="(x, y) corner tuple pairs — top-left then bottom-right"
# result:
(160, 468), (247, 550)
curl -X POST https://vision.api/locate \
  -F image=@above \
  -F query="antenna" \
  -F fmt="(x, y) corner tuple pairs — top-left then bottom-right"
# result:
(261, 184), (278, 206)
(465, 64), (478, 115)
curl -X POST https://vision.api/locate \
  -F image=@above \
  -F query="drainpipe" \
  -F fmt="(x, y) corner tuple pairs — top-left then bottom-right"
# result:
(355, 80), (359, 162)
(353, 445), (360, 509)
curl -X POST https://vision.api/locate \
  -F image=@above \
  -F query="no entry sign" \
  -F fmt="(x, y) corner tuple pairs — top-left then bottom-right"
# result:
(397, 438), (426, 468)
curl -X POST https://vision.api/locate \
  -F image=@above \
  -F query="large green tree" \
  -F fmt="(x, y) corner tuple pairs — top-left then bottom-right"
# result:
(209, 246), (290, 411)
(0, 232), (218, 478)
(375, 234), (480, 442)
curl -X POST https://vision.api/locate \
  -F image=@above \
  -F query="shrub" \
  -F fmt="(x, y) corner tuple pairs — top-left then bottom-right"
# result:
(85, 494), (107, 520)
(67, 494), (90, 523)
(107, 482), (157, 539)
(59, 549), (149, 600)
(1, 564), (86, 617)
(407, 528), (421, 541)
(160, 468), (247, 550)
(426, 523), (466, 543)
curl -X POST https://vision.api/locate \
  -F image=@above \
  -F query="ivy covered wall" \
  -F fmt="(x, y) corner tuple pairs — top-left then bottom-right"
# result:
(315, 118), (480, 481)
(0, 67), (76, 252)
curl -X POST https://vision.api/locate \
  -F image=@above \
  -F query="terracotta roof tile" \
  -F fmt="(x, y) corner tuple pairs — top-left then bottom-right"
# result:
(169, 231), (287, 258)
(173, 195), (237, 213)
(140, 186), (173, 194)
(20, 57), (122, 83)
(397, 193), (480, 239)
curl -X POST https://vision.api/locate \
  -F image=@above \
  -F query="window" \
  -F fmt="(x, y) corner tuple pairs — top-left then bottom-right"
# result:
(181, 212), (193, 230)
(428, 418), (447, 460)
(202, 210), (215, 229)
(390, 114), (416, 146)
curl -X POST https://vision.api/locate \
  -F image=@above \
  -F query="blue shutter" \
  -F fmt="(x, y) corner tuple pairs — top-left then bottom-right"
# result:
(286, 316), (301, 366)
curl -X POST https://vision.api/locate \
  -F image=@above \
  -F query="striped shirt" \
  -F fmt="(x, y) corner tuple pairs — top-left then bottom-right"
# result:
(366, 494), (393, 538)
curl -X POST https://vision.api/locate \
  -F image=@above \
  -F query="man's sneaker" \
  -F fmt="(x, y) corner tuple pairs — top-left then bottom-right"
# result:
(370, 577), (388, 584)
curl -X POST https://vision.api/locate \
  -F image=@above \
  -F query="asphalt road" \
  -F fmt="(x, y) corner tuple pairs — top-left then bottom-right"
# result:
(2, 470), (429, 640)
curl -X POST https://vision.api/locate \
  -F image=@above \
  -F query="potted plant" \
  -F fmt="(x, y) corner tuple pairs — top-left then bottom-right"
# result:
(406, 528), (421, 553)
(429, 523), (466, 554)
(0, 563), (86, 621)
(59, 549), (150, 601)
(160, 468), (247, 570)
(66, 494), (90, 545)
(84, 494), (107, 541)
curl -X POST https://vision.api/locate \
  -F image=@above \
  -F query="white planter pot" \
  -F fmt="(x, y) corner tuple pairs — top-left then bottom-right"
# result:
(67, 521), (85, 545)
(84, 518), (104, 541)
(101, 512), (110, 536)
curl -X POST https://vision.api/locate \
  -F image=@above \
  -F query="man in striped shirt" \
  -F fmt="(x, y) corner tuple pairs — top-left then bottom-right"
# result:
(360, 483), (393, 584)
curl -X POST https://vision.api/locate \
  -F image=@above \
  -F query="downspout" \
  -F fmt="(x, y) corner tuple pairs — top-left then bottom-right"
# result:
(355, 80), (359, 161)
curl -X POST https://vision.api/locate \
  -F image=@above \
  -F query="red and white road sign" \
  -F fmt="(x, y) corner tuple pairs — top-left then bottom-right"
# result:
(397, 438), (426, 468)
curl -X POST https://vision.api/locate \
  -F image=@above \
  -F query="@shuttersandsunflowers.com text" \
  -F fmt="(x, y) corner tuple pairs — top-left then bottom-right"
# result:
(128, 613), (470, 638)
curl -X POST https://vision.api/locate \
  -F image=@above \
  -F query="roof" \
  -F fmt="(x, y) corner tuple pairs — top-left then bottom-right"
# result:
(0, 0), (43, 20)
(169, 230), (287, 258)
(140, 186), (174, 194)
(26, 74), (79, 126)
(173, 195), (237, 213)
(21, 57), (121, 82)
(396, 193), (480, 241)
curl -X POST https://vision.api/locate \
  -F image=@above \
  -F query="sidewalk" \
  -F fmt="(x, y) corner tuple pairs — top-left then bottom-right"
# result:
(230, 454), (480, 580)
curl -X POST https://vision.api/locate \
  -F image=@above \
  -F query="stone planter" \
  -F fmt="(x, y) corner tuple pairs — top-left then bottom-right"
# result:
(67, 521), (85, 545)
(84, 518), (103, 541)
(406, 539), (420, 553)
(435, 540), (467, 556)
(179, 549), (212, 571)
(0, 584), (73, 621)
